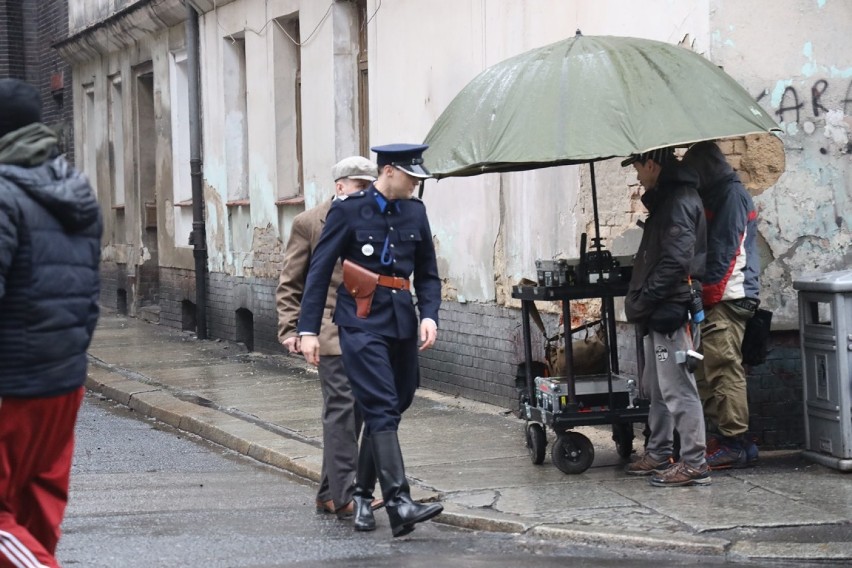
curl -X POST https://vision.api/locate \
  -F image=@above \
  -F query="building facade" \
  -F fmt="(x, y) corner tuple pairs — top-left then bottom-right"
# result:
(0, 0), (75, 159)
(57, 0), (851, 448)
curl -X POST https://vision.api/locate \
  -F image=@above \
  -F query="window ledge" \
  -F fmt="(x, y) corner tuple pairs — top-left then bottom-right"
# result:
(112, 204), (125, 210)
(175, 199), (193, 208)
(275, 196), (305, 206)
(226, 199), (250, 207)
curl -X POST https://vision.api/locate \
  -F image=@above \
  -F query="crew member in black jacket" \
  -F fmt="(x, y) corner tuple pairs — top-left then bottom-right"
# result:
(621, 147), (709, 487)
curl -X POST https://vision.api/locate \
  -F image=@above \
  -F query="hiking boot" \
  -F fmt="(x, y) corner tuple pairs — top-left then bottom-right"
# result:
(649, 461), (711, 487)
(744, 436), (759, 466)
(706, 441), (748, 470)
(705, 432), (721, 455)
(625, 453), (674, 476)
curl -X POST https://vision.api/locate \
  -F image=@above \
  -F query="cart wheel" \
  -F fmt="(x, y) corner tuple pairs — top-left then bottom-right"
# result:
(612, 422), (635, 460)
(551, 432), (595, 474)
(526, 423), (547, 465)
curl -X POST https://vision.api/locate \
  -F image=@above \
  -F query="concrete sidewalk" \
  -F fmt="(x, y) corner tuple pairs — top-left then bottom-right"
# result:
(85, 312), (851, 563)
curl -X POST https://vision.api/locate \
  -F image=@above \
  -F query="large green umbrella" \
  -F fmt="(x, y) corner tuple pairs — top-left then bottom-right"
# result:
(424, 32), (781, 178)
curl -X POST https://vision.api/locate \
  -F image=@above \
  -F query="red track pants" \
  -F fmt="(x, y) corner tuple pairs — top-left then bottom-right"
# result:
(0, 387), (84, 568)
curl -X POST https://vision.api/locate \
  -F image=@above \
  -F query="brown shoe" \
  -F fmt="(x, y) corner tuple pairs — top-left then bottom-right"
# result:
(625, 453), (674, 476)
(649, 461), (711, 487)
(317, 497), (382, 518)
(338, 498), (383, 519)
(335, 500), (355, 519)
(315, 499), (335, 514)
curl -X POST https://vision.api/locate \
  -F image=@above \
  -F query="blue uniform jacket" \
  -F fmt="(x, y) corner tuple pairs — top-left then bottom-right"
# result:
(297, 186), (441, 340)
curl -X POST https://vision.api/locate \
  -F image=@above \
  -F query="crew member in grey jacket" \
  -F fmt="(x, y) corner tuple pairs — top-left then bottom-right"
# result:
(0, 78), (102, 567)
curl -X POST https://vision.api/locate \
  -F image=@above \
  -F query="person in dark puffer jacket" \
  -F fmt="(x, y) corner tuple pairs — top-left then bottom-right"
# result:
(621, 147), (710, 488)
(0, 78), (102, 568)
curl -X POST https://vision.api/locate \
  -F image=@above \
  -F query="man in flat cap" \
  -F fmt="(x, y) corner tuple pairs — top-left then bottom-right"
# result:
(277, 156), (384, 527)
(0, 78), (102, 566)
(297, 143), (443, 536)
(621, 147), (710, 487)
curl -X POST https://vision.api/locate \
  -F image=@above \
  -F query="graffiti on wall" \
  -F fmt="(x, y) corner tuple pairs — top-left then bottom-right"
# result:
(755, 78), (852, 152)
(758, 78), (851, 123)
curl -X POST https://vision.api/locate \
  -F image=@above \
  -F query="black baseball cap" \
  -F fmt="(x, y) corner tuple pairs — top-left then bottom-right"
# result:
(621, 147), (676, 167)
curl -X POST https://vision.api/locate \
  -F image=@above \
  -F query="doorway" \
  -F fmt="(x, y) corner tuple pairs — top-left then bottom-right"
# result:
(134, 68), (159, 311)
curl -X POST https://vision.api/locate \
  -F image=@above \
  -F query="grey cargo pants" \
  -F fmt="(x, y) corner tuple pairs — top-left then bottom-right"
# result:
(642, 325), (707, 468)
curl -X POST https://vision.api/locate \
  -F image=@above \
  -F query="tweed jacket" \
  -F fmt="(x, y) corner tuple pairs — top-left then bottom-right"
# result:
(276, 198), (343, 356)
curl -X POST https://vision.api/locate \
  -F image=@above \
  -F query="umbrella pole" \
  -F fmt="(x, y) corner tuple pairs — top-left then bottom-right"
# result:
(589, 162), (602, 249)
(589, 162), (616, 410)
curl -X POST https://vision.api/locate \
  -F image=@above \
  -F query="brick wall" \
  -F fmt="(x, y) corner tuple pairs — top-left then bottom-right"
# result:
(0, 0), (74, 160)
(36, 0), (74, 160)
(99, 261), (121, 312)
(158, 267), (197, 329)
(420, 304), (646, 411)
(158, 268), (282, 354)
(0, 1), (27, 80)
(746, 330), (804, 449)
(420, 301), (532, 408)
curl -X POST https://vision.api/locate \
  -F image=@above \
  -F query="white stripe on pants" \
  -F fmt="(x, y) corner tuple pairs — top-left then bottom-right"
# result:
(0, 531), (49, 568)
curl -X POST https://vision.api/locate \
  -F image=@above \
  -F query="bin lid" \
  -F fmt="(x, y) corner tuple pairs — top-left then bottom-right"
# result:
(792, 269), (852, 292)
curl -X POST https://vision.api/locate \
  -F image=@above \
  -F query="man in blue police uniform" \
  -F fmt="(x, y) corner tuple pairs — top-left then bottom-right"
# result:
(298, 143), (443, 537)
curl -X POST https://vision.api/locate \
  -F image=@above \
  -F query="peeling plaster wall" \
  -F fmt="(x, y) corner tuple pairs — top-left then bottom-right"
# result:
(709, 0), (851, 328)
(369, 0), (709, 310)
(65, 0), (193, 315)
(197, 0), (359, 277)
(66, 0), (364, 314)
(68, 0), (133, 32)
(391, 0), (846, 331)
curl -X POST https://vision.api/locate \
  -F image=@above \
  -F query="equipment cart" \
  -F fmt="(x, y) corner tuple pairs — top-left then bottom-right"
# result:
(513, 280), (648, 474)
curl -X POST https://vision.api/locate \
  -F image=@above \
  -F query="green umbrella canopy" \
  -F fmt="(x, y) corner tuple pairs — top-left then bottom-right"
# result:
(423, 33), (781, 179)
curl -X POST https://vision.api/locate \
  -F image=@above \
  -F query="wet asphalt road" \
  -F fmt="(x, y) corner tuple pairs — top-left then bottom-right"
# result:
(57, 393), (815, 568)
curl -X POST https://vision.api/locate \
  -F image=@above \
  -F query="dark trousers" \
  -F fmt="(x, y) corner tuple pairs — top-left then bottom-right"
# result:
(0, 386), (84, 568)
(315, 355), (362, 508)
(338, 327), (419, 435)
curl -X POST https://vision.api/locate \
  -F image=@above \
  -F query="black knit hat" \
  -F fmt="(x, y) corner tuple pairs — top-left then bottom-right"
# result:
(0, 78), (43, 138)
(620, 147), (676, 168)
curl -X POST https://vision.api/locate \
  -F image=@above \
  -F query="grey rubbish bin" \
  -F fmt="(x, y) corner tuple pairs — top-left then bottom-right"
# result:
(793, 269), (852, 471)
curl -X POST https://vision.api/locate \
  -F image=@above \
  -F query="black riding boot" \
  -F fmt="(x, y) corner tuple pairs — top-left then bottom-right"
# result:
(352, 435), (378, 532)
(371, 430), (443, 537)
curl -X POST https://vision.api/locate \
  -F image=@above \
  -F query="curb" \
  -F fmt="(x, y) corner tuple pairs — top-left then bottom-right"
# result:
(530, 524), (729, 556)
(436, 503), (730, 557)
(86, 361), (325, 482)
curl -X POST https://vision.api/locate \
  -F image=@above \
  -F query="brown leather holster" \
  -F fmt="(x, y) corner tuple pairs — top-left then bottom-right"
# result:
(342, 260), (379, 318)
